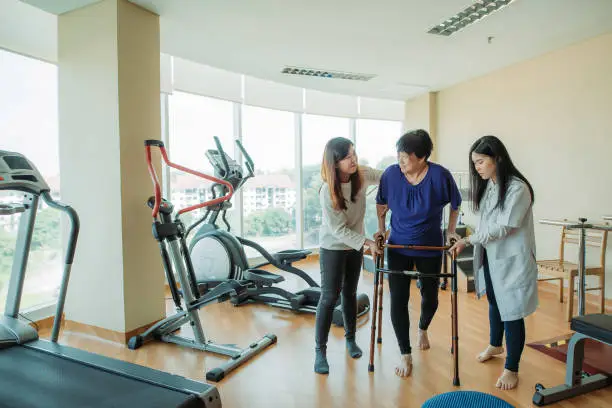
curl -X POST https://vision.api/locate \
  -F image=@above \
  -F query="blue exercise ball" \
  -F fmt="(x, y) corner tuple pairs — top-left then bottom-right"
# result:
(422, 391), (514, 408)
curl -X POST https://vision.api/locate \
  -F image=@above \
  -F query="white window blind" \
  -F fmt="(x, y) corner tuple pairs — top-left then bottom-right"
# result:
(172, 57), (242, 103)
(244, 75), (303, 112)
(359, 97), (405, 121)
(304, 89), (358, 118)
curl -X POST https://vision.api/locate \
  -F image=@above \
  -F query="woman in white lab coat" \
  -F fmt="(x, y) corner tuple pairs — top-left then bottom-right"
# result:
(450, 135), (537, 391)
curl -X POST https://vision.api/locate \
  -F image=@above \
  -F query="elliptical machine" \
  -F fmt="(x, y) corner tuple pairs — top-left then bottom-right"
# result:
(127, 140), (276, 383)
(188, 137), (370, 326)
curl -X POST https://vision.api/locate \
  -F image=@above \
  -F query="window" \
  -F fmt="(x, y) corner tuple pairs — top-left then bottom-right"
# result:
(0, 49), (61, 312)
(167, 92), (236, 236)
(301, 114), (351, 248)
(241, 105), (297, 256)
(356, 119), (403, 237)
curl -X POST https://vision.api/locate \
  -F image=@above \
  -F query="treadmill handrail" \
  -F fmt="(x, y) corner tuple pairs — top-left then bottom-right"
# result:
(40, 191), (80, 343)
(144, 140), (234, 219)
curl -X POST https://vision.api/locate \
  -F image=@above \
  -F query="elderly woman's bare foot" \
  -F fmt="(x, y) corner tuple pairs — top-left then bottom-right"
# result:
(395, 354), (413, 377)
(417, 329), (430, 350)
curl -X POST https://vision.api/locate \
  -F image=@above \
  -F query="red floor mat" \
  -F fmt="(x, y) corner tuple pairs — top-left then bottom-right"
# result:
(527, 333), (612, 375)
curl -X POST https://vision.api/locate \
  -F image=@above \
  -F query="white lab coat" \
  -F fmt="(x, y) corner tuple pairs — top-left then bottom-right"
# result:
(471, 176), (539, 321)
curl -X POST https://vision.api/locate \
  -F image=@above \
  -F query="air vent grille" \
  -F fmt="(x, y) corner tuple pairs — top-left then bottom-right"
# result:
(281, 66), (376, 81)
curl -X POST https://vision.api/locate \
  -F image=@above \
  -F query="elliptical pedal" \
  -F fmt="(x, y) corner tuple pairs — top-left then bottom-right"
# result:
(243, 269), (285, 285)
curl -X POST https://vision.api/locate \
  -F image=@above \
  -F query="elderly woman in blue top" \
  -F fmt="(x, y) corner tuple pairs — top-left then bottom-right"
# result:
(450, 135), (537, 390)
(375, 129), (462, 378)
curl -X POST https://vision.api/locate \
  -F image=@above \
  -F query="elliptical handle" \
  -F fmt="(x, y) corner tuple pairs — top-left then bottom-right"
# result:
(235, 139), (255, 176)
(145, 140), (235, 218)
(145, 140), (165, 147)
(145, 141), (163, 218)
(213, 136), (231, 178)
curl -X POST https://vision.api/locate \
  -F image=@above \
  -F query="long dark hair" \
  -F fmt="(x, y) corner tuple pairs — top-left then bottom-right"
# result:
(469, 135), (534, 212)
(321, 137), (363, 211)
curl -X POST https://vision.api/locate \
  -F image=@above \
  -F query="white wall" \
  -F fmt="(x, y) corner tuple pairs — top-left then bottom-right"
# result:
(433, 31), (612, 299)
(0, 0), (56, 62)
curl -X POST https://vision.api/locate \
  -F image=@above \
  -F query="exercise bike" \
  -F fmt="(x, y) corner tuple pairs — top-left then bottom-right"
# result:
(188, 137), (370, 326)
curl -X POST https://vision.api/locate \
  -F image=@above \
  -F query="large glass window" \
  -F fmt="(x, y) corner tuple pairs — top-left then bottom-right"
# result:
(356, 119), (403, 237)
(301, 114), (350, 248)
(241, 106), (296, 256)
(0, 49), (61, 312)
(167, 92), (236, 235)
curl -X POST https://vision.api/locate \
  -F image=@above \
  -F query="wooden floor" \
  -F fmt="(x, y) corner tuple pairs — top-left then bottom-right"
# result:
(40, 259), (612, 408)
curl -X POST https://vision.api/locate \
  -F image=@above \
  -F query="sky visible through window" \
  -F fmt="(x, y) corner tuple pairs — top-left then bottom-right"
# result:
(0, 49), (59, 180)
(0, 49), (62, 312)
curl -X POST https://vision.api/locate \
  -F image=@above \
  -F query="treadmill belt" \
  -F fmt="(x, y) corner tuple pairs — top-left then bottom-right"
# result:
(0, 347), (193, 408)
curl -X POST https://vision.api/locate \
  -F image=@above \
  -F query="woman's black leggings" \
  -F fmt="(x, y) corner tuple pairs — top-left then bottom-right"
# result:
(314, 248), (363, 350)
(387, 250), (442, 355)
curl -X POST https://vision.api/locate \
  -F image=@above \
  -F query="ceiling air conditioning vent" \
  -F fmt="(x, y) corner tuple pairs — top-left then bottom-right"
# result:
(281, 66), (376, 81)
(427, 0), (516, 37)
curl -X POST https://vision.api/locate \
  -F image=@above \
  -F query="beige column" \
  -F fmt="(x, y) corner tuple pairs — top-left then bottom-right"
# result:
(58, 0), (165, 337)
(403, 92), (439, 161)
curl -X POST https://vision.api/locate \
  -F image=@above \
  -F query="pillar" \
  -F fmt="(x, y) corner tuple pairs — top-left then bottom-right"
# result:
(58, 0), (165, 337)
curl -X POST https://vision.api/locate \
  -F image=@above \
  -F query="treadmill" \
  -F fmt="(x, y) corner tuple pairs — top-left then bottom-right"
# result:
(0, 150), (221, 408)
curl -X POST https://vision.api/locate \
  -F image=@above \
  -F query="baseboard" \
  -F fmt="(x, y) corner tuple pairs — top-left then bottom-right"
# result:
(124, 320), (160, 343)
(39, 318), (161, 345)
(32, 314), (59, 331)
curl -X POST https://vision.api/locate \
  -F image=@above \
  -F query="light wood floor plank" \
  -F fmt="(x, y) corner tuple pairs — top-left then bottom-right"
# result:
(40, 259), (612, 408)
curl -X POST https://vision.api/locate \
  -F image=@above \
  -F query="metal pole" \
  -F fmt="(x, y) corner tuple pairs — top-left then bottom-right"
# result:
(577, 218), (587, 317)
(5, 194), (38, 318)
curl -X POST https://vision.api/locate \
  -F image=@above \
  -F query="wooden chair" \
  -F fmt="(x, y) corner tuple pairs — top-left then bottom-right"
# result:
(537, 223), (608, 321)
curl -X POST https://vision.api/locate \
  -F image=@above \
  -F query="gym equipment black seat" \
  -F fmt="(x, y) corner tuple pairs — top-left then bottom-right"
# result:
(533, 313), (612, 406)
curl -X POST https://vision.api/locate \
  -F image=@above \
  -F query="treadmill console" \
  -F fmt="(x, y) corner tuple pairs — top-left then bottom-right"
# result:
(0, 150), (50, 195)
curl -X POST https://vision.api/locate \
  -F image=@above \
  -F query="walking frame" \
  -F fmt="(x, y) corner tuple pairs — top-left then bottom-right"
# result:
(368, 236), (460, 386)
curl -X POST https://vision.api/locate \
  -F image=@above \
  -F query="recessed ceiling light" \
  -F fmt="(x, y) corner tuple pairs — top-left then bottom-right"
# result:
(428, 0), (516, 36)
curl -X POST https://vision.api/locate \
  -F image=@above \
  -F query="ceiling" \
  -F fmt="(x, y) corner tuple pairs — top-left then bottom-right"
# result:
(21, 0), (612, 100)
